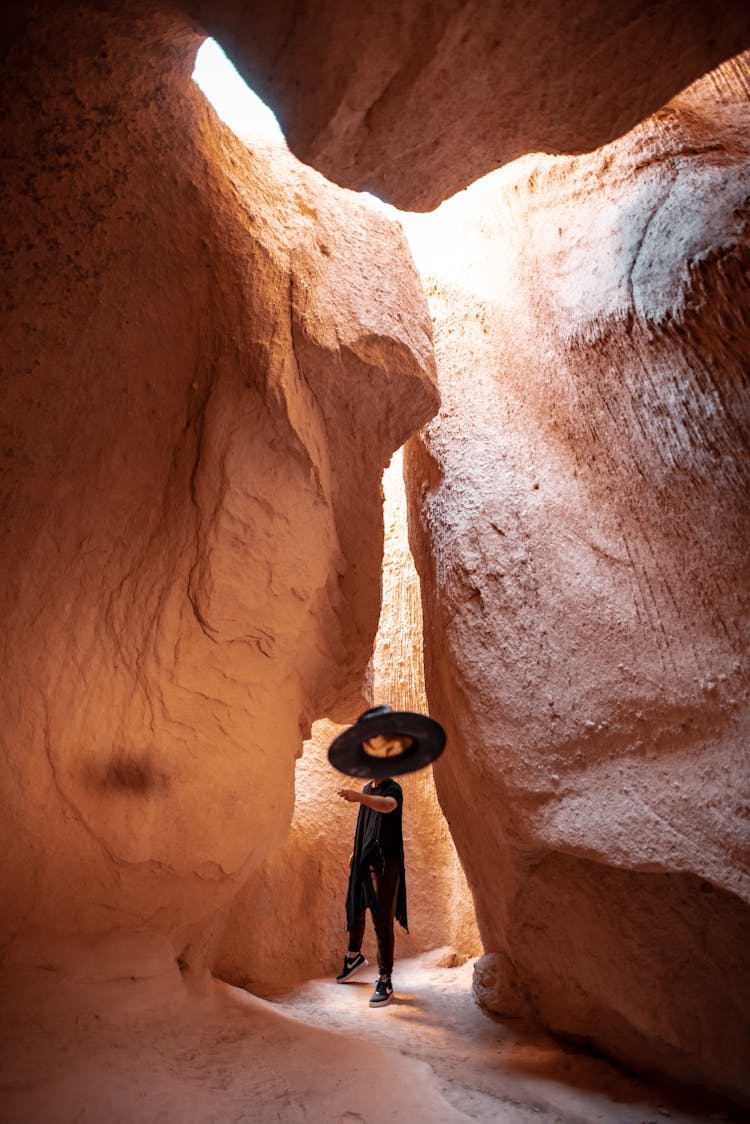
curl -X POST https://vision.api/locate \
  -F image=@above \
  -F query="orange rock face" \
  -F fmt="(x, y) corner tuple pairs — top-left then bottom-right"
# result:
(0, 6), (437, 968)
(194, 0), (750, 209)
(404, 56), (750, 1100)
(3, 0), (750, 1111)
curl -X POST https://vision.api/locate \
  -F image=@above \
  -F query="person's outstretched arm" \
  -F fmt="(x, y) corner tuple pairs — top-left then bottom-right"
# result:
(338, 788), (397, 813)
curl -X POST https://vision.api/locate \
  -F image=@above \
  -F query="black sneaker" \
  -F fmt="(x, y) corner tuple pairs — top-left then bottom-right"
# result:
(336, 952), (368, 983)
(369, 975), (394, 1007)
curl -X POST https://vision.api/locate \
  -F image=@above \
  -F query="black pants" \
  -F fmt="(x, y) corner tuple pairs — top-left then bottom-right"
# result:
(348, 856), (400, 977)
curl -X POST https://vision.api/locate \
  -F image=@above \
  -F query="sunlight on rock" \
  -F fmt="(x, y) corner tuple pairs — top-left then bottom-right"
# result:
(2, 4), (749, 1121)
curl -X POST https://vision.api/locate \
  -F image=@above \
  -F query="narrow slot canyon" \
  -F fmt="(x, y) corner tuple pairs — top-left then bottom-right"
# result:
(1, 4), (749, 1122)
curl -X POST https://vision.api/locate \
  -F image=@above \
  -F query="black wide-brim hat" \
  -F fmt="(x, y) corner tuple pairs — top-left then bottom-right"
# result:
(327, 705), (446, 779)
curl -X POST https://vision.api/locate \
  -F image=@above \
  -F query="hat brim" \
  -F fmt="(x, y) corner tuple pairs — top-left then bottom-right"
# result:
(327, 711), (446, 778)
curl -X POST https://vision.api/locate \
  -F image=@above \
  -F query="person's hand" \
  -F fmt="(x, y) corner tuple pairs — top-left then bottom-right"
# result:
(337, 787), (361, 803)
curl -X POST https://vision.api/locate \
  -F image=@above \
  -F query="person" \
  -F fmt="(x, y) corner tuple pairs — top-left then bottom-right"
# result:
(327, 704), (446, 1009)
(336, 764), (408, 1008)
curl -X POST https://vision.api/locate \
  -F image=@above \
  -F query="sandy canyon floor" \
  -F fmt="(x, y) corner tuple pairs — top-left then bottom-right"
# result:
(0, 951), (745, 1123)
(268, 952), (746, 1124)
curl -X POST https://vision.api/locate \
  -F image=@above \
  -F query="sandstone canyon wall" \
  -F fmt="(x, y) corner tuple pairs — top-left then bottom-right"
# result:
(404, 55), (750, 1101)
(2, 0), (750, 1113)
(213, 452), (480, 993)
(193, 0), (750, 209)
(0, 5), (438, 975)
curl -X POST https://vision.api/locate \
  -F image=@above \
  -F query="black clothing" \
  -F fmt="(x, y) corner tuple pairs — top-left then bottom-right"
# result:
(345, 779), (407, 938)
(327, 706), (447, 778)
(375, 781), (404, 860)
(348, 856), (401, 977)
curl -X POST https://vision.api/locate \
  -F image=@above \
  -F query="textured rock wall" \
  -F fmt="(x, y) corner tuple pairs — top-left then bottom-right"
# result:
(0, 5), (437, 971)
(213, 451), (480, 992)
(3, 1), (749, 1107)
(191, 0), (750, 209)
(403, 56), (750, 1100)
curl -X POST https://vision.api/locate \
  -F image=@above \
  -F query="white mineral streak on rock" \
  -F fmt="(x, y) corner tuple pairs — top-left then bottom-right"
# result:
(403, 54), (750, 1101)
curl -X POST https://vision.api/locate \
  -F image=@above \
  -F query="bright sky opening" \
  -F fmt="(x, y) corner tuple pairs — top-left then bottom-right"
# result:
(191, 38), (399, 222)
(192, 38), (286, 146)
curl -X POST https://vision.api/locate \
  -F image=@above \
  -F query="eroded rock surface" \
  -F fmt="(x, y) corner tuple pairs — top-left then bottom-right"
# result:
(193, 0), (750, 209)
(404, 55), (750, 1100)
(0, 6), (437, 970)
(3, 1), (750, 1115)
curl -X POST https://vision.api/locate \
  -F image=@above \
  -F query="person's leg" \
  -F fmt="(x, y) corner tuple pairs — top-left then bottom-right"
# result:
(371, 858), (400, 979)
(336, 910), (368, 982)
(347, 909), (366, 956)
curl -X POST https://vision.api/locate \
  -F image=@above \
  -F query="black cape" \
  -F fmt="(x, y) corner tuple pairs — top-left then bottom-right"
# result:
(345, 779), (408, 933)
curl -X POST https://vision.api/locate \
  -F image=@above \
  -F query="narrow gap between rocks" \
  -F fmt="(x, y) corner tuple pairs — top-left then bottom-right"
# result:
(188, 41), (743, 1124)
